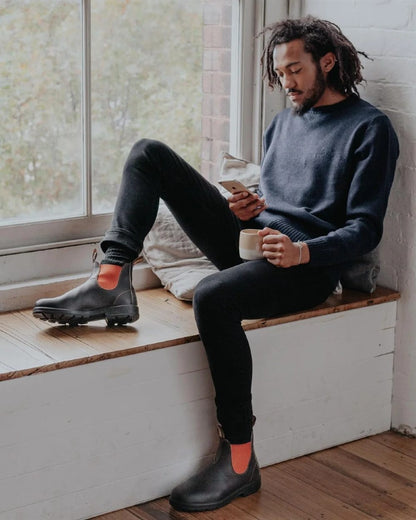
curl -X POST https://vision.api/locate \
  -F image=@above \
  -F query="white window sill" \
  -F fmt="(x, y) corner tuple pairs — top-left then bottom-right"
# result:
(0, 262), (161, 313)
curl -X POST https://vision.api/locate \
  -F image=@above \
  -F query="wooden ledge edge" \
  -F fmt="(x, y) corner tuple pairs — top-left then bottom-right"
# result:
(0, 286), (399, 383)
(0, 334), (201, 382)
(242, 286), (400, 332)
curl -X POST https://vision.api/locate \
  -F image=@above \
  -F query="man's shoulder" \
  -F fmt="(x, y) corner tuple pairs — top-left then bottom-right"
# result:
(350, 97), (399, 151)
(348, 96), (390, 125)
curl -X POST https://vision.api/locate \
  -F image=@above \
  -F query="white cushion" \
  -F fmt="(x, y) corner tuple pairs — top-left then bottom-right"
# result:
(142, 152), (259, 301)
(217, 152), (261, 193)
(142, 201), (218, 301)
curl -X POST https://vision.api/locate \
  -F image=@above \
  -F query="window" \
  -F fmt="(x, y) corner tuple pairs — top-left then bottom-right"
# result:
(1, 0), (286, 310)
(1, 1), (83, 227)
(1, 0), (209, 249)
(90, 1), (206, 214)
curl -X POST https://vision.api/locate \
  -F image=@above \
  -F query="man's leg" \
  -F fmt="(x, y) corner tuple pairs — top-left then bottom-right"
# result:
(194, 260), (336, 442)
(33, 139), (242, 325)
(170, 261), (336, 511)
(101, 138), (242, 270)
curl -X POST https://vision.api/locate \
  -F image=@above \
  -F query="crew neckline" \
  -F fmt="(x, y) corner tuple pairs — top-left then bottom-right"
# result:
(308, 94), (359, 114)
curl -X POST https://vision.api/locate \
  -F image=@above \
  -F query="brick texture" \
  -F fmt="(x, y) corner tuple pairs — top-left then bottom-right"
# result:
(201, 0), (232, 181)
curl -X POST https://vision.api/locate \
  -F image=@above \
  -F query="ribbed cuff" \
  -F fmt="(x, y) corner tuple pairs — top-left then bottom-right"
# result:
(101, 228), (140, 262)
(101, 246), (134, 266)
(306, 236), (345, 266)
(265, 217), (310, 243)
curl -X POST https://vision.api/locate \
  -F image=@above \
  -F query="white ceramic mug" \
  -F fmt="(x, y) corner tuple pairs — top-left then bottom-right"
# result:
(239, 229), (263, 260)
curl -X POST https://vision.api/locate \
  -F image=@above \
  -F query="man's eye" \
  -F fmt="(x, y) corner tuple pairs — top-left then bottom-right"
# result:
(291, 69), (302, 74)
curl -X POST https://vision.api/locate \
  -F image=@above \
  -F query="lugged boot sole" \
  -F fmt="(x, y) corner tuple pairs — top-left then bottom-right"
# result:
(169, 475), (261, 512)
(32, 304), (139, 326)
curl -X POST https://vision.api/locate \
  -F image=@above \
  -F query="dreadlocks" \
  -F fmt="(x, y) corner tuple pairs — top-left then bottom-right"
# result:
(261, 16), (369, 97)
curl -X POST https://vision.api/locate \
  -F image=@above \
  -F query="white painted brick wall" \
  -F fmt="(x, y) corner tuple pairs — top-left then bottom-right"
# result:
(301, 0), (416, 434)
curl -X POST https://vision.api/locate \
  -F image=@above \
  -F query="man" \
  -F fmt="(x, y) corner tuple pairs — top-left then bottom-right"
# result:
(33, 17), (399, 511)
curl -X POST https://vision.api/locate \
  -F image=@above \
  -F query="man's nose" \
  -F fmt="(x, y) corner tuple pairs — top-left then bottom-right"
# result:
(282, 75), (295, 90)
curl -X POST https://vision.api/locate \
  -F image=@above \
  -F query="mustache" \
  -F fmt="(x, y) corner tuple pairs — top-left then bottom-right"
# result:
(286, 88), (302, 95)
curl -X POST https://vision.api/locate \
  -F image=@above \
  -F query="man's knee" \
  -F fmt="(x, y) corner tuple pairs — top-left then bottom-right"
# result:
(126, 138), (168, 168)
(193, 274), (228, 315)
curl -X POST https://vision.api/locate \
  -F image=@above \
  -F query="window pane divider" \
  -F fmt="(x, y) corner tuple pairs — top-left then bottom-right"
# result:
(82, 0), (92, 217)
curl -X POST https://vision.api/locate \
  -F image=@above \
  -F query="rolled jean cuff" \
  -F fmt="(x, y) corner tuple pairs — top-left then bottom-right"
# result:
(100, 228), (141, 257)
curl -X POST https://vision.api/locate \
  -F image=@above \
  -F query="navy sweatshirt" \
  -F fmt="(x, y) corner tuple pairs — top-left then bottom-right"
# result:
(254, 95), (399, 267)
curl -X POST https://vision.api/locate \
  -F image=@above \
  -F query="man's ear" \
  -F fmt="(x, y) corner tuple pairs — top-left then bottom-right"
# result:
(320, 52), (337, 73)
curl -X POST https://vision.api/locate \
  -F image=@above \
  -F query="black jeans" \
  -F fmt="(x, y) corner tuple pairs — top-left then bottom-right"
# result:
(102, 139), (337, 443)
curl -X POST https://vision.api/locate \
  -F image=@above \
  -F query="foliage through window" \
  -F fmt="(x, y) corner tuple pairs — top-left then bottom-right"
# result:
(1, 0), (204, 224)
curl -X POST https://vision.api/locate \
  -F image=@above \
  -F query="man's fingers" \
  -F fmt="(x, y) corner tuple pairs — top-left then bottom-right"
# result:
(258, 227), (281, 237)
(228, 192), (257, 204)
(252, 204), (267, 216)
(228, 193), (266, 221)
(262, 243), (284, 253)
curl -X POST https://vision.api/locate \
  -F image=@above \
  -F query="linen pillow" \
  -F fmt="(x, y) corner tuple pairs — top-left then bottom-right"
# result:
(217, 152), (261, 193)
(340, 248), (380, 294)
(142, 151), (260, 301)
(142, 201), (218, 301)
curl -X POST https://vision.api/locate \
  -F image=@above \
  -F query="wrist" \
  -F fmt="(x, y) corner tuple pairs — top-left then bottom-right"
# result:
(296, 241), (310, 264)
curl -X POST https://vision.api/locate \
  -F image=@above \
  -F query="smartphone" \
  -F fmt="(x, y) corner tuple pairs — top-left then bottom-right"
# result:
(219, 179), (257, 197)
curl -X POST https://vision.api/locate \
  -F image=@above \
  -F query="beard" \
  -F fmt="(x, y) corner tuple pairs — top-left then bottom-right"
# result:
(289, 66), (327, 116)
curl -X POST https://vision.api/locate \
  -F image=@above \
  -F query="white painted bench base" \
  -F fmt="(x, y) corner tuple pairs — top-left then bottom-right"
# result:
(0, 299), (396, 520)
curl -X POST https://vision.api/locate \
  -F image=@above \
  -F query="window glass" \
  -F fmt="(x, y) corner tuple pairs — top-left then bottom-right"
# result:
(0, 0), (239, 299)
(0, 0), (82, 224)
(0, 0), (233, 228)
(91, 0), (204, 213)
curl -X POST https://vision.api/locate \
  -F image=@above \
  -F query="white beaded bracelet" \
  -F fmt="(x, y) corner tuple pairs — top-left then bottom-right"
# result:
(296, 241), (304, 265)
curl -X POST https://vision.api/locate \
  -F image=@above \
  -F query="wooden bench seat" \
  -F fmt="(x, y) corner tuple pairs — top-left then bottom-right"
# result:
(0, 285), (399, 382)
(0, 286), (400, 520)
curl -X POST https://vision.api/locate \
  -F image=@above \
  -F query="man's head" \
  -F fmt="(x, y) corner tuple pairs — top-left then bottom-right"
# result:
(261, 17), (368, 114)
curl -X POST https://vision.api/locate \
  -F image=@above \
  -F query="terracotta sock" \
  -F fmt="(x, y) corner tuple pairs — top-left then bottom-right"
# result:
(97, 264), (123, 290)
(230, 441), (252, 474)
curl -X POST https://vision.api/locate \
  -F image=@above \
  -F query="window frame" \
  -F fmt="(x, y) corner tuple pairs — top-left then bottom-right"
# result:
(0, 0), (288, 311)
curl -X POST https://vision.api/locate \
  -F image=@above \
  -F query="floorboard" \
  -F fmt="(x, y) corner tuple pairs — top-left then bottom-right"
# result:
(91, 431), (416, 520)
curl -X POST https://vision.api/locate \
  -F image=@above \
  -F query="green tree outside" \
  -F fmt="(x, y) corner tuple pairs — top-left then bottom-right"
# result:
(0, 0), (203, 222)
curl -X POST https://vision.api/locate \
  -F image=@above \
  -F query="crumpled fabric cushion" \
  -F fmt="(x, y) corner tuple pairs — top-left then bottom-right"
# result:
(142, 152), (261, 301)
(142, 201), (218, 301)
(340, 248), (380, 294)
(217, 152), (261, 194)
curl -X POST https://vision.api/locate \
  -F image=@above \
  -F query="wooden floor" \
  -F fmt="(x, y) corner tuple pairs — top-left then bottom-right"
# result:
(91, 431), (416, 520)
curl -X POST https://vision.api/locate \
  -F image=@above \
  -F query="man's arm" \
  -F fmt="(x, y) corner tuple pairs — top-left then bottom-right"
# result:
(306, 115), (399, 266)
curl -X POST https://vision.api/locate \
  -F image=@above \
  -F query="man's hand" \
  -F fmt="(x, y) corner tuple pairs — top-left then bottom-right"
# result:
(258, 227), (310, 267)
(228, 192), (267, 221)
